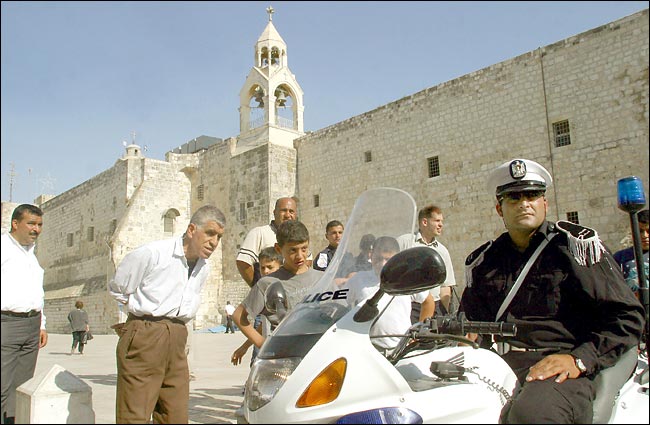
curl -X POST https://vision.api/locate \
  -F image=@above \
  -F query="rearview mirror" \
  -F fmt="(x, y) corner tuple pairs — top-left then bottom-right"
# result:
(264, 280), (289, 321)
(380, 247), (446, 295)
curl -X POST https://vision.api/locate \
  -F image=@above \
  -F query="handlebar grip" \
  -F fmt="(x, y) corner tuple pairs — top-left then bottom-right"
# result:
(462, 320), (516, 336)
(436, 316), (517, 337)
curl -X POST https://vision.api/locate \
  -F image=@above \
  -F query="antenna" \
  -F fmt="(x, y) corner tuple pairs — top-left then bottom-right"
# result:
(7, 162), (16, 202)
(131, 131), (137, 144)
(28, 168), (34, 202)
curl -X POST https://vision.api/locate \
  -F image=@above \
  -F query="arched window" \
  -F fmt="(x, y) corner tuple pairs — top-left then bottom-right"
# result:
(270, 47), (280, 65)
(249, 85), (265, 130)
(275, 85), (294, 129)
(163, 209), (181, 235)
(260, 47), (269, 67)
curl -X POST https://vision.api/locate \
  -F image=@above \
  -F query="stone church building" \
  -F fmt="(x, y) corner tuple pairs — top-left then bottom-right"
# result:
(2, 9), (648, 334)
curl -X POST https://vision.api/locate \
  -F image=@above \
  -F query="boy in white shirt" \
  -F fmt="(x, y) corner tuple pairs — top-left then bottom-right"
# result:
(345, 236), (435, 353)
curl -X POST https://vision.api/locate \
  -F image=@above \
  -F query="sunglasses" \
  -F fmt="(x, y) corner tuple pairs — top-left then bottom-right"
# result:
(499, 190), (546, 203)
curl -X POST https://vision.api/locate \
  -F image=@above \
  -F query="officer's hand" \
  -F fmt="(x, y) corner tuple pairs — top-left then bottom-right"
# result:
(525, 353), (581, 383)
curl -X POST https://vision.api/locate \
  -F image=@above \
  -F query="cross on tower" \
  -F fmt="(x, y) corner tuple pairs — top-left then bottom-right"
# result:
(266, 5), (274, 21)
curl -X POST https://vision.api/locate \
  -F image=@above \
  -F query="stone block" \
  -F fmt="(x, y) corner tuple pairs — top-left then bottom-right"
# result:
(16, 364), (94, 424)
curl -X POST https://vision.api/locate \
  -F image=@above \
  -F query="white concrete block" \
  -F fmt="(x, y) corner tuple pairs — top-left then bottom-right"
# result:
(16, 364), (95, 424)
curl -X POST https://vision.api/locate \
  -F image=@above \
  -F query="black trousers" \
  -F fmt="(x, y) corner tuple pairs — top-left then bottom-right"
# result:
(500, 351), (595, 424)
(225, 316), (235, 333)
(71, 331), (86, 353)
(1, 313), (41, 423)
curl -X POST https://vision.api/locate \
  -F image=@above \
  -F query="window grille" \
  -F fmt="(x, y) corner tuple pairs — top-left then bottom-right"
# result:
(239, 202), (247, 222)
(364, 151), (372, 162)
(427, 156), (440, 178)
(553, 120), (571, 147)
(314, 194), (320, 208)
(566, 211), (580, 224)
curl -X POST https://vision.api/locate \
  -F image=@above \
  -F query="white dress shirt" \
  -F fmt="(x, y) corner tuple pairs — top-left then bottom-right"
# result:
(108, 236), (210, 322)
(396, 231), (457, 301)
(1, 232), (46, 329)
(345, 270), (429, 350)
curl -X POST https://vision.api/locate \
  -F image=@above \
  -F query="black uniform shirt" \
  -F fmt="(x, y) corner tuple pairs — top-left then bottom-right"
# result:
(460, 221), (644, 375)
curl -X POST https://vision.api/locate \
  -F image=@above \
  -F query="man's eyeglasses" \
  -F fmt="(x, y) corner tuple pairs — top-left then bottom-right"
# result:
(499, 190), (546, 203)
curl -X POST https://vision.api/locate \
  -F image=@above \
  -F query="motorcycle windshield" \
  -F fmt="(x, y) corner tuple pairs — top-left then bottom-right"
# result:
(260, 187), (418, 359)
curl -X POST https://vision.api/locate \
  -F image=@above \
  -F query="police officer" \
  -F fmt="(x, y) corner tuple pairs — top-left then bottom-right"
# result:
(459, 158), (644, 424)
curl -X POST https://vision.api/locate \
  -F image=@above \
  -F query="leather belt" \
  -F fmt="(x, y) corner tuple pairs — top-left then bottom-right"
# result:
(1, 310), (41, 318)
(127, 313), (186, 325)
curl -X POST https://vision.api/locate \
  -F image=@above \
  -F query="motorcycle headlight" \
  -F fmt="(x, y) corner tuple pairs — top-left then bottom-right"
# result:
(245, 357), (302, 411)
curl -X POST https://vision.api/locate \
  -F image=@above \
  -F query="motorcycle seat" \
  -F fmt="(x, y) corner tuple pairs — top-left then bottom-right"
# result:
(591, 347), (638, 424)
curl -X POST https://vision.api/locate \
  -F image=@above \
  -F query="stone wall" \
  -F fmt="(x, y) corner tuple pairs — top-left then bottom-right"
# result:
(294, 10), (649, 294)
(36, 152), (221, 333)
(19, 9), (649, 334)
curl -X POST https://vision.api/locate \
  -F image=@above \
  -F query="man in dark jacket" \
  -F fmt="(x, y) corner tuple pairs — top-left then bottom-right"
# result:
(460, 158), (645, 424)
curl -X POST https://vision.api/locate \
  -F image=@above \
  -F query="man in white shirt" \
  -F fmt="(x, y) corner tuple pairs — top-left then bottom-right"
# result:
(108, 205), (226, 424)
(397, 205), (457, 321)
(224, 301), (236, 333)
(236, 197), (298, 287)
(345, 236), (434, 353)
(1, 204), (47, 425)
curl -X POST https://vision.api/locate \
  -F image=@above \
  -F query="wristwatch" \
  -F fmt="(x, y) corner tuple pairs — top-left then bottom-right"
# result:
(573, 356), (587, 374)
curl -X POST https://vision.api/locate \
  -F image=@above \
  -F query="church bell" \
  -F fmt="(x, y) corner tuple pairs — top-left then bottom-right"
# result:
(276, 89), (287, 107)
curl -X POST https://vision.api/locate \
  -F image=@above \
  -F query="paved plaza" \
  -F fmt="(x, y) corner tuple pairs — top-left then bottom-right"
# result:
(31, 332), (253, 424)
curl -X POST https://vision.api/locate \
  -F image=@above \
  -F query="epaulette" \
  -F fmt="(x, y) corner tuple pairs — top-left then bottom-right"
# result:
(554, 220), (606, 266)
(464, 241), (492, 288)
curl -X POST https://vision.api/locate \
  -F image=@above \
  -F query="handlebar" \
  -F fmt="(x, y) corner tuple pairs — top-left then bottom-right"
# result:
(388, 314), (517, 363)
(431, 315), (517, 337)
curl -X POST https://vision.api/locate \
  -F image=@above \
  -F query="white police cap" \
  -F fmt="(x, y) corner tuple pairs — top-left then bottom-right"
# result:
(487, 159), (552, 197)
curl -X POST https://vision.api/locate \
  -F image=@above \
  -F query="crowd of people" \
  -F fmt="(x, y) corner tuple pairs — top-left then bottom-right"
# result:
(1, 157), (647, 424)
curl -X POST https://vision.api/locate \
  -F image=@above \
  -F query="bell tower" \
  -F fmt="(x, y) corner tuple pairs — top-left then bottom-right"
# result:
(238, 6), (305, 149)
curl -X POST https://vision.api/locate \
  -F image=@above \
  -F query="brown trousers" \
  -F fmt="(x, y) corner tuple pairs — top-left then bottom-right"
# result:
(116, 316), (189, 423)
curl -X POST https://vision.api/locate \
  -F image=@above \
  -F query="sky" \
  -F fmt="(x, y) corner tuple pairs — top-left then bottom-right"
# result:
(1, 1), (648, 204)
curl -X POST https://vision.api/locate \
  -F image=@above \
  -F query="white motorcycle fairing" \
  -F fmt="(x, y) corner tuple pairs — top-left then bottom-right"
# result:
(240, 187), (649, 424)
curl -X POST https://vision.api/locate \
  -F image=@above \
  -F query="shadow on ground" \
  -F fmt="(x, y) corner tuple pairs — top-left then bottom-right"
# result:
(78, 373), (118, 387)
(189, 385), (244, 424)
(71, 374), (244, 423)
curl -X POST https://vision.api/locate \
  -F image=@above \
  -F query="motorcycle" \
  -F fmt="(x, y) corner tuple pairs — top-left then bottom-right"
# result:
(240, 187), (649, 424)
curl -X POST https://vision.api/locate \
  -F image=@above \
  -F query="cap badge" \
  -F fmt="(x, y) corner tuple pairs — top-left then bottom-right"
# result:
(509, 160), (527, 180)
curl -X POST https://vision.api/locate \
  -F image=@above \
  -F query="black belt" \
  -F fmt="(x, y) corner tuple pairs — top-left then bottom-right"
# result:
(1, 310), (41, 318)
(127, 313), (186, 325)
